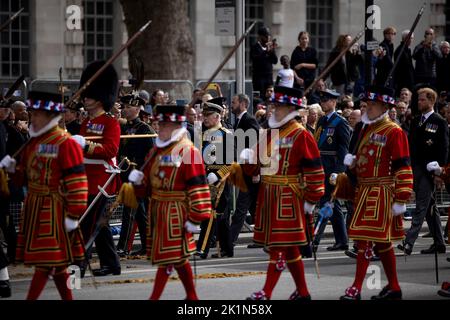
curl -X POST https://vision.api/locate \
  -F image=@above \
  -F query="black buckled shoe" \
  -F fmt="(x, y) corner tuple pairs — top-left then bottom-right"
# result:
(288, 289), (312, 301)
(371, 286), (402, 300)
(247, 243), (264, 249)
(327, 243), (349, 251)
(420, 244), (446, 254)
(211, 251), (233, 258)
(345, 249), (358, 259)
(130, 249), (147, 256)
(438, 282), (450, 298)
(447, 257), (450, 263)
(92, 267), (121, 277)
(116, 249), (129, 258)
(397, 242), (412, 255)
(0, 280), (11, 298)
(340, 286), (361, 300)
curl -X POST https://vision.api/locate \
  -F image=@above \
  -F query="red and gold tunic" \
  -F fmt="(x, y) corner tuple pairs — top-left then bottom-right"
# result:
(349, 116), (413, 242)
(79, 112), (120, 195)
(137, 137), (212, 265)
(15, 126), (88, 267)
(253, 120), (325, 247)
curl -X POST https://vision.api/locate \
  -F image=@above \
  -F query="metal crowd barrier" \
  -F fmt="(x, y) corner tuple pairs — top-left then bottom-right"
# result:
(10, 188), (450, 234)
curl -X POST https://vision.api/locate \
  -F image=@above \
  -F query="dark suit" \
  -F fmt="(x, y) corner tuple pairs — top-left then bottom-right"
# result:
(313, 112), (351, 247)
(394, 42), (415, 94)
(66, 120), (81, 135)
(230, 111), (261, 244)
(117, 118), (155, 254)
(375, 39), (394, 86)
(251, 42), (278, 95)
(405, 112), (448, 248)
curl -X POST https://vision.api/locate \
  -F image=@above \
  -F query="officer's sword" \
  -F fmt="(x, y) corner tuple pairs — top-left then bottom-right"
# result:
(79, 157), (130, 224)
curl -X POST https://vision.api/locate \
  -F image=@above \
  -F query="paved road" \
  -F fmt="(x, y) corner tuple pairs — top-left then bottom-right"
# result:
(5, 235), (450, 300)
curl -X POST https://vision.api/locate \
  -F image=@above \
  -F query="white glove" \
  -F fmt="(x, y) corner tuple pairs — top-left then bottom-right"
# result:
(392, 202), (406, 216)
(304, 201), (315, 215)
(128, 169), (144, 185)
(207, 172), (219, 185)
(239, 148), (255, 164)
(329, 173), (338, 186)
(426, 161), (442, 176)
(343, 153), (356, 167)
(252, 175), (261, 183)
(0, 155), (16, 173)
(64, 217), (79, 232)
(72, 135), (86, 149)
(184, 220), (198, 233)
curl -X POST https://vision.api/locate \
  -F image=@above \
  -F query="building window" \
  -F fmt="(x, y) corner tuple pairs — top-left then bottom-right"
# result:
(245, 0), (265, 78)
(445, 0), (450, 40)
(307, 0), (333, 69)
(0, 0), (30, 78)
(83, 0), (114, 65)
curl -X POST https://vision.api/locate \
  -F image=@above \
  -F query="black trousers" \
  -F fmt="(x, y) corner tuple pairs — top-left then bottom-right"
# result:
(197, 206), (234, 256)
(0, 199), (16, 265)
(80, 195), (120, 269)
(405, 166), (445, 247)
(117, 199), (148, 252)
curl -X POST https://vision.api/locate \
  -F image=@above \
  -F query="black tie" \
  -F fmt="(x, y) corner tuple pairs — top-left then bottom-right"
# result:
(419, 115), (426, 126)
(234, 118), (240, 130)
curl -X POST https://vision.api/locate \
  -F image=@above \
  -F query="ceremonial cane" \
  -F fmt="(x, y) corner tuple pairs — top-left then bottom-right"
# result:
(305, 213), (320, 279)
(432, 183), (440, 284)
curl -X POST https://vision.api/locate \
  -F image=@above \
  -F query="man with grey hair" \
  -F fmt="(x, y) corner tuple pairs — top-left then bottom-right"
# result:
(196, 101), (234, 259)
(394, 30), (415, 95)
(437, 40), (450, 93)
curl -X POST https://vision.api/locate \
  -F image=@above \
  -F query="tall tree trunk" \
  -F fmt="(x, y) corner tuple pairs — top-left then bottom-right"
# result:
(119, 0), (194, 82)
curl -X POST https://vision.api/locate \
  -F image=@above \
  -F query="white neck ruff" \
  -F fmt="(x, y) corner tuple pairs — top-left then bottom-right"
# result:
(361, 111), (389, 125)
(29, 115), (62, 138)
(269, 110), (300, 129)
(155, 127), (187, 148)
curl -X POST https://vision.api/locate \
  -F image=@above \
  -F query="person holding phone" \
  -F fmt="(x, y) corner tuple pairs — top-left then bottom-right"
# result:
(413, 28), (441, 87)
(250, 27), (278, 98)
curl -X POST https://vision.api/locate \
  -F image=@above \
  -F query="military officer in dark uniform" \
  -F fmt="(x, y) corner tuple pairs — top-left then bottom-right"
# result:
(399, 87), (448, 255)
(64, 101), (82, 135)
(196, 101), (234, 259)
(313, 89), (351, 251)
(117, 93), (155, 256)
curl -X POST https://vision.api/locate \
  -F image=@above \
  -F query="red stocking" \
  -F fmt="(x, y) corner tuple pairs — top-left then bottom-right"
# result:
(53, 268), (73, 300)
(150, 265), (171, 300)
(175, 261), (198, 300)
(27, 268), (49, 300)
(261, 250), (285, 299)
(376, 242), (401, 291)
(286, 247), (309, 297)
(351, 241), (371, 292)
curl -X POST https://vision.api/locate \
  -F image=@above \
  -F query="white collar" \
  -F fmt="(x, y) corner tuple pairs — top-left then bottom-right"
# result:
(258, 42), (267, 51)
(237, 110), (247, 120)
(421, 110), (434, 121)
(29, 115), (62, 138)
(268, 110), (300, 129)
(155, 127), (187, 148)
(361, 111), (389, 125)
